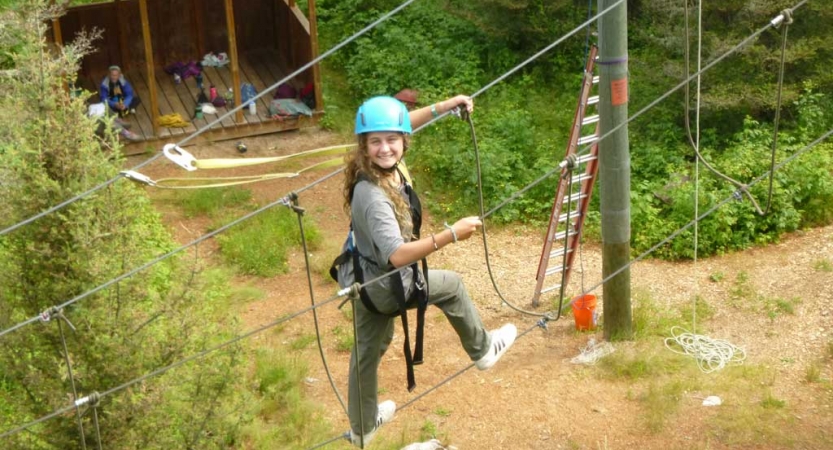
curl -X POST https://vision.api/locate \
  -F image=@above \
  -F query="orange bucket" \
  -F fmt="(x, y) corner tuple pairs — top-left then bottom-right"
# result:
(572, 294), (598, 331)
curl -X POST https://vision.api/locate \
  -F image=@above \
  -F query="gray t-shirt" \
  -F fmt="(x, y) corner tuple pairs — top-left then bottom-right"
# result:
(351, 179), (416, 310)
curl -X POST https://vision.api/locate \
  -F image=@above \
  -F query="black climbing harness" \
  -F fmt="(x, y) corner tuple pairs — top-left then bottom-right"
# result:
(330, 167), (429, 392)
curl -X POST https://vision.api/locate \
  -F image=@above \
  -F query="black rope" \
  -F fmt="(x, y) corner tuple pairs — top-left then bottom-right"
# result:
(287, 195), (348, 416)
(463, 110), (554, 319)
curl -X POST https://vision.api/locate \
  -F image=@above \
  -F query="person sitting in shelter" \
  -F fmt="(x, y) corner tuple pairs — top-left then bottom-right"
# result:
(99, 65), (141, 117)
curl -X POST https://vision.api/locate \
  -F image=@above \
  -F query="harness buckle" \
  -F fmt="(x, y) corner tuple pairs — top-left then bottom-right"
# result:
(163, 144), (198, 171)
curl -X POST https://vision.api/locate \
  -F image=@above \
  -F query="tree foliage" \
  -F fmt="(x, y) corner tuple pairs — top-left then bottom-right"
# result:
(0, 2), (245, 448)
(317, 0), (833, 259)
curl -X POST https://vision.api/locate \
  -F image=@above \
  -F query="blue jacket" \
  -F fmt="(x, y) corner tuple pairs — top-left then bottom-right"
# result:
(99, 75), (135, 110)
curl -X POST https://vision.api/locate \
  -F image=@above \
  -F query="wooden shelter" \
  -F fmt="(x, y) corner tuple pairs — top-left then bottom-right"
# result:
(49, 0), (323, 148)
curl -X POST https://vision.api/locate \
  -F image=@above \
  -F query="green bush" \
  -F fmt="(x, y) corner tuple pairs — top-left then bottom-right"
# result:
(218, 207), (321, 277)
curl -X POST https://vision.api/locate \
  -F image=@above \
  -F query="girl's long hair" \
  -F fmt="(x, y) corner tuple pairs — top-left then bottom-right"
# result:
(343, 133), (413, 239)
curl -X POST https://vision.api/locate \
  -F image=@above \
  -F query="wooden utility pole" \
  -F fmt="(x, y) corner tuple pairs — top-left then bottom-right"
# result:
(598, 0), (632, 340)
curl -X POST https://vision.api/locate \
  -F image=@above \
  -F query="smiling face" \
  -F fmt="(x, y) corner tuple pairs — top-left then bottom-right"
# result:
(366, 131), (404, 170)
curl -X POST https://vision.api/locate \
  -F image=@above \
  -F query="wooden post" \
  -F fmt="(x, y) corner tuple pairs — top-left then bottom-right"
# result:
(114, 0), (131, 71)
(307, 0), (323, 112)
(49, 1), (67, 94)
(598, 0), (632, 340)
(224, 0), (243, 123)
(190, 0), (205, 58)
(139, 0), (160, 137)
(51, 16), (63, 47)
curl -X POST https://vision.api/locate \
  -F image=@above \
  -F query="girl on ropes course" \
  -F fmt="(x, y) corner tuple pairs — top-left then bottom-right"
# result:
(340, 95), (517, 446)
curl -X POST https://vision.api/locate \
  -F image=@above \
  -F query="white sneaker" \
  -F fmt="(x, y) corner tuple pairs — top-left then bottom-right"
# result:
(350, 400), (396, 447)
(475, 324), (517, 370)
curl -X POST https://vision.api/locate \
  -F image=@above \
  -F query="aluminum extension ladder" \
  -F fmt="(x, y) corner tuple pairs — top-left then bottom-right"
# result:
(531, 45), (601, 307)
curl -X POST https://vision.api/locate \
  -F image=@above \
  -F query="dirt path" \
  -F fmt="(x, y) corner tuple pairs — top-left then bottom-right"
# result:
(136, 131), (832, 450)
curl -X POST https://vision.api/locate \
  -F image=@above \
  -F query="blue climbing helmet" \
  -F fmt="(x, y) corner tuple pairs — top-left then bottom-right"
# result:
(354, 96), (412, 135)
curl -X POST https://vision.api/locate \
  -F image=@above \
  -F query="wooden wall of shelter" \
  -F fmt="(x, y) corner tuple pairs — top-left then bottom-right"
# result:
(48, 0), (322, 144)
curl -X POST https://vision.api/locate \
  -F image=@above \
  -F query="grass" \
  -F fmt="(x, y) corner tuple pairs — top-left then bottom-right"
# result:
(434, 407), (451, 417)
(175, 187), (253, 218)
(217, 207), (321, 277)
(805, 362), (822, 383)
(290, 334), (317, 350)
(228, 285), (266, 305)
(420, 420), (438, 440)
(592, 289), (813, 442)
(813, 259), (833, 272)
(640, 380), (692, 433)
(332, 325), (354, 352)
(760, 391), (786, 409)
(763, 296), (799, 322)
(241, 349), (334, 449)
(632, 289), (697, 339)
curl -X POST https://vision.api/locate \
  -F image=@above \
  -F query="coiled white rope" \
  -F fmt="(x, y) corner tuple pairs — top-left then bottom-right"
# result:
(664, 326), (747, 373)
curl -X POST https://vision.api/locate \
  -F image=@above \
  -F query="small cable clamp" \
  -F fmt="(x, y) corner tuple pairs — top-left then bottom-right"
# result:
(771, 8), (793, 28)
(39, 307), (56, 322)
(536, 317), (549, 331)
(559, 153), (579, 170)
(163, 144), (198, 171)
(74, 391), (102, 408)
(120, 170), (156, 186)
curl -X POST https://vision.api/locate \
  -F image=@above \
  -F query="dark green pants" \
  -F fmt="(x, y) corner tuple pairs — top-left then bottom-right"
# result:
(348, 269), (490, 435)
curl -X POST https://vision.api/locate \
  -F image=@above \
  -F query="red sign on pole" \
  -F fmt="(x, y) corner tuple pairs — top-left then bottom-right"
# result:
(611, 78), (628, 106)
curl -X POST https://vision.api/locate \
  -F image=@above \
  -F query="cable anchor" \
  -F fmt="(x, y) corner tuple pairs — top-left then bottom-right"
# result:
(74, 391), (102, 408)
(39, 306), (77, 332)
(120, 170), (156, 186)
(771, 8), (794, 28)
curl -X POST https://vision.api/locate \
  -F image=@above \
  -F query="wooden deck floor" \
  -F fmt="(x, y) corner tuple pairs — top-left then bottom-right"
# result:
(81, 51), (313, 149)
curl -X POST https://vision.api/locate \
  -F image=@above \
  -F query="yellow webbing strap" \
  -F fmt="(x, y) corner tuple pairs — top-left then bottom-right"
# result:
(192, 143), (356, 169)
(145, 157), (345, 189)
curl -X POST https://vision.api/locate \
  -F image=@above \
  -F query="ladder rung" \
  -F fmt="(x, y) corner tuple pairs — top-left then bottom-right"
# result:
(577, 135), (599, 146)
(576, 154), (597, 165)
(554, 229), (578, 241)
(592, 76), (600, 84)
(587, 96), (600, 105)
(550, 247), (574, 259)
(546, 265), (569, 276)
(563, 193), (589, 204)
(541, 284), (562, 294)
(558, 210), (581, 223)
(582, 115), (600, 126)
(570, 173), (592, 185)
